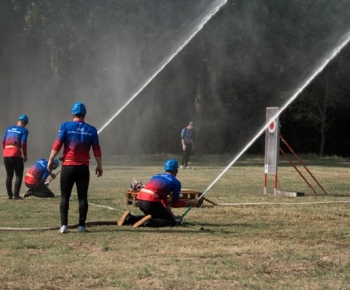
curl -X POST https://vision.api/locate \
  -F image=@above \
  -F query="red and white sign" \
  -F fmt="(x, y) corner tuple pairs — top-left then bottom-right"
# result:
(268, 120), (276, 133)
(264, 107), (280, 175)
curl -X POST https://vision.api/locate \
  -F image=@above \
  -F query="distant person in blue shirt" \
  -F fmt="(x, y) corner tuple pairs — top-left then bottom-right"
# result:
(24, 158), (60, 198)
(2, 114), (29, 200)
(180, 121), (195, 169)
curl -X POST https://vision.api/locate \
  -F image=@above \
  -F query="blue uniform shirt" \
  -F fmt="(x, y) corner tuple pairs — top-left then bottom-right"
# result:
(25, 159), (52, 185)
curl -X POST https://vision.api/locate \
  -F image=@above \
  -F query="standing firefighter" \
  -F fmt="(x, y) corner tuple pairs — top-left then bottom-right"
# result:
(2, 114), (29, 199)
(118, 159), (198, 227)
(180, 121), (195, 169)
(47, 102), (103, 234)
(24, 158), (60, 198)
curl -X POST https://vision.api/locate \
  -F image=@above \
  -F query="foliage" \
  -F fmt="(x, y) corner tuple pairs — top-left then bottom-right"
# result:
(3, 0), (350, 156)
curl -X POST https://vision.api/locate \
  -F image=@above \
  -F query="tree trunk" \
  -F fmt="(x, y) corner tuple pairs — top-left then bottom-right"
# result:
(318, 105), (327, 156)
(319, 122), (325, 156)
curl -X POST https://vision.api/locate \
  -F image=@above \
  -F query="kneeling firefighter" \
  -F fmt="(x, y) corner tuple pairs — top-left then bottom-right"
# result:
(24, 158), (60, 198)
(118, 159), (198, 227)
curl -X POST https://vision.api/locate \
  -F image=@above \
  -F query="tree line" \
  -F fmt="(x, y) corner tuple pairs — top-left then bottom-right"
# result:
(1, 0), (350, 157)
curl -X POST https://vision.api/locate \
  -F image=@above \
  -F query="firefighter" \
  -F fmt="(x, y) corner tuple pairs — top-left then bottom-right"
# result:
(23, 158), (59, 198)
(118, 159), (198, 227)
(47, 102), (103, 234)
(2, 114), (29, 199)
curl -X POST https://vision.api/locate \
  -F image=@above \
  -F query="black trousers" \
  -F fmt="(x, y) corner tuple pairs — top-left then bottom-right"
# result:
(25, 182), (55, 198)
(136, 200), (176, 227)
(181, 142), (192, 167)
(60, 165), (90, 227)
(4, 157), (24, 198)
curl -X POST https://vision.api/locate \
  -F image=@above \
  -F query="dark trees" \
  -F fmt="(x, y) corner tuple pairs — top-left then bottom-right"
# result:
(2, 0), (350, 156)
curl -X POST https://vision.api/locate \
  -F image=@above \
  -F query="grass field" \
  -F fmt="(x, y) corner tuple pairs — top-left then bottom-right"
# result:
(1, 154), (350, 289)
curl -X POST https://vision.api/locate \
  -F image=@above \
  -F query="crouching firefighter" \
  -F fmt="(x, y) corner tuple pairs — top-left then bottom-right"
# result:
(118, 159), (198, 227)
(23, 158), (60, 198)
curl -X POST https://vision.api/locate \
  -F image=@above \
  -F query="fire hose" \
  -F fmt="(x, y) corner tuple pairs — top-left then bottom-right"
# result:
(45, 170), (61, 186)
(0, 221), (117, 231)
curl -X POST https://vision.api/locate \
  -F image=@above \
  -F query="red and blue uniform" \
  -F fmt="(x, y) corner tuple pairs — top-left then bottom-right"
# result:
(24, 159), (51, 185)
(52, 120), (102, 228)
(52, 121), (101, 164)
(137, 173), (186, 208)
(3, 125), (28, 199)
(134, 172), (186, 227)
(24, 159), (56, 198)
(2, 125), (28, 158)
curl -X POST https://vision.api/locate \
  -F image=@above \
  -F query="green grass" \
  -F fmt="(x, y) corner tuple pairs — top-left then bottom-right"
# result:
(1, 154), (350, 289)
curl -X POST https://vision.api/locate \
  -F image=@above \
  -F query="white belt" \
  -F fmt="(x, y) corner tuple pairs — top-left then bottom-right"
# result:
(5, 145), (18, 149)
(64, 159), (89, 162)
(140, 188), (159, 197)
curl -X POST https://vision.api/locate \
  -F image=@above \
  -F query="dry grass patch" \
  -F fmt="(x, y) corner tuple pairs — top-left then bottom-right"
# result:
(1, 154), (350, 289)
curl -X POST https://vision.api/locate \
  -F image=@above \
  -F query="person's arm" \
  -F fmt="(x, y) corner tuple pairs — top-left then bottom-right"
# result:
(21, 130), (29, 162)
(2, 132), (6, 149)
(165, 205), (177, 218)
(48, 123), (65, 170)
(95, 156), (103, 177)
(91, 128), (103, 177)
(182, 139), (186, 150)
(185, 199), (198, 206)
(181, 128), (186, 150)
(171, 181), (195, 208)
(22, 144), (28, 162)
(47, 150), (59, 171)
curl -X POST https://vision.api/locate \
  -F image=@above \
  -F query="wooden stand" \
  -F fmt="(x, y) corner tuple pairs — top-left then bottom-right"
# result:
(125, 190), (139, 206)
(125, 189), (207, 207)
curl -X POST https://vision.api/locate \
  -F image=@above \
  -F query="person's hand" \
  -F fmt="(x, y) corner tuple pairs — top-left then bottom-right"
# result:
(95, 165), (103, 177)
(182, 144), (186, 150)
(47, 160), (53, 171)
(23, 156), (28, 162)
(175, 216), (182, 226)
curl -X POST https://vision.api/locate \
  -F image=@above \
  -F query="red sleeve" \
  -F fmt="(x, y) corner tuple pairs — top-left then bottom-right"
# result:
(22, 144), (27, 157)
(161, 196), (187, 208)
(92, 146), (102, 157)
(172, 200), (186, 208)
(52, 140), (63, 152)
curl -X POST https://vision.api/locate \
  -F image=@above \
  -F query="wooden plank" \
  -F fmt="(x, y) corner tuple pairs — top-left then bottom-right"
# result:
(203, 198), (218, 205)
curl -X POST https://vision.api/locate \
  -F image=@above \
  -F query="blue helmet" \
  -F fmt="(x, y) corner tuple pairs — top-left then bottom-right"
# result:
(18, 114), (29, 124)
(53, 159), (59, 170)
(164, 159), (179, 172)
(71, 102), (87, 115)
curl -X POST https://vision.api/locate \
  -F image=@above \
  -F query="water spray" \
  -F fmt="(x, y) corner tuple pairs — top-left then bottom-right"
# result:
(181, 31), (350, 220)
(97, 0), (227, 134)
(0, 0), (228, 232)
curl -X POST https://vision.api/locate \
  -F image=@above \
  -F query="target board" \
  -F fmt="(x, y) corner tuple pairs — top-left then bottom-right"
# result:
(264, 107), (280, 175)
